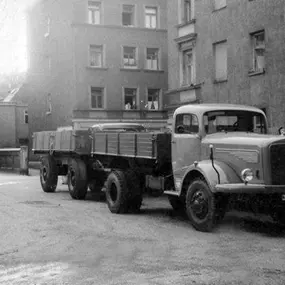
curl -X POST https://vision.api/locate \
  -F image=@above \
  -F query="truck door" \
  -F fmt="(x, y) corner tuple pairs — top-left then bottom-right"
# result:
(172, 113), (201, 191)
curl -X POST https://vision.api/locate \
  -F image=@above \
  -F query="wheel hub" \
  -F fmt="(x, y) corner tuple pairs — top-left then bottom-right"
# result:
(190, 190), (209, 220)
(110, 183), (118, 202)
(42, 167), (48, 182)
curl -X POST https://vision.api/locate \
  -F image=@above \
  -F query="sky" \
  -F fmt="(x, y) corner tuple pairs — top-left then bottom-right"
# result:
(0, 0), (37, 74)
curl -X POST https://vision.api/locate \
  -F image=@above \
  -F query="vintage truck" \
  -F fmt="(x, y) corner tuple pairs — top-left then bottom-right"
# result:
(33, 103), (285, 232)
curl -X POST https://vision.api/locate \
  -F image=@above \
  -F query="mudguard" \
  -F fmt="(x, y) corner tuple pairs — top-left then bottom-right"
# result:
(180, 160), (242, 194)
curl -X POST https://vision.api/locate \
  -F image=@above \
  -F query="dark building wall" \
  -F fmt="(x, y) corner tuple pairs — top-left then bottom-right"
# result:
(166, 0), (285, 132)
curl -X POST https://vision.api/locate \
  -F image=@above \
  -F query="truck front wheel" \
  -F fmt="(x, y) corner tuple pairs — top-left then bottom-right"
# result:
(105, 171), (130, 214)
(40, 155), (58, 193)
(68, 158), (88, 200)
(185, 179), (217, 232)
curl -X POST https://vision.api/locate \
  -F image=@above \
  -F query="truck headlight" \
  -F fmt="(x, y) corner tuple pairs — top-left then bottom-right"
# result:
(241, 168), (253, 182)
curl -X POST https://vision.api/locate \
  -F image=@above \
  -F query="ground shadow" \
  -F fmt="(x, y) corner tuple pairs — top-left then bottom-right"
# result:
(221, 212), (285, 237)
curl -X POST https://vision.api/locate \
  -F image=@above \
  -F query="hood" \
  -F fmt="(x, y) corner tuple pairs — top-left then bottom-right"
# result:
(202, 132), (285, 148)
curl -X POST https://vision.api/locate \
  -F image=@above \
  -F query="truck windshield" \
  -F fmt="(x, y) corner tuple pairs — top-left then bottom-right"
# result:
(203, 110), (266, 134)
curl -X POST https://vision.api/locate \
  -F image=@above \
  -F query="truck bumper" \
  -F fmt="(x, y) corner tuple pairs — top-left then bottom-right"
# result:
(215, 183), (285, 195)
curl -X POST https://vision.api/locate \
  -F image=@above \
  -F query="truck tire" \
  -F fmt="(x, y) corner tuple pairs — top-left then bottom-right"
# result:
(68, 158), (88, 200)
(40, 155), (58, 193)
(185, 179), (218, 232)
(105, 171), (129, 213)
(168, 195), (185, 212)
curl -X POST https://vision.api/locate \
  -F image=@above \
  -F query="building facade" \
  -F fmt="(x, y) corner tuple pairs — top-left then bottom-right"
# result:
(0, 102), (29, 148)
(166, 0), (285, 132)
(19, 0), (168, 140)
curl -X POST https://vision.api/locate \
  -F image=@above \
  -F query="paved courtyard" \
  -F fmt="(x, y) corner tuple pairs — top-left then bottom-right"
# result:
(0, 171), (285, 285)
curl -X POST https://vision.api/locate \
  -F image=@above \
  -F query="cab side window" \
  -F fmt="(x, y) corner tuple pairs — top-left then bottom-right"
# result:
(175, 114), (199, 134)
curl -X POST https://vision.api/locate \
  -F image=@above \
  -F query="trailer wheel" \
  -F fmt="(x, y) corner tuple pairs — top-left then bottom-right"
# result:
(40, 155), (58, 193)
(68, 158), (88, 200)
(105, 171), (131, 214)
(185, 179), (218, 232)
(168, 195), (185, 212)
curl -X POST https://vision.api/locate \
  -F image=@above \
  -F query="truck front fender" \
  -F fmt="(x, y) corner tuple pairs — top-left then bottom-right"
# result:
(180, 160), (242, 194)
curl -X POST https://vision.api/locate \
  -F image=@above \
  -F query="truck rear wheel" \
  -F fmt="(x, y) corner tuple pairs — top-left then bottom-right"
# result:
(40, 155), (58, 193)
(68, 158), (88, 200)
(185, 179), (217, 232)
(105, 171), (130, 214)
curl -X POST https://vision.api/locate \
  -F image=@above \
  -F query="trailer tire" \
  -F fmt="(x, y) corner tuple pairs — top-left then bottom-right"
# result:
(40, 155), (58, 193)
(185, 179), (218, 232)
(168, 195), (185, 212)
(105, 170), (130, 214)
(68, 158), (88, 200)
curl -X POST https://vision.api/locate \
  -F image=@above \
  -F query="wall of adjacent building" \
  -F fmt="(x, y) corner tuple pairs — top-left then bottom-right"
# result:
(0, 103), (29, 148)
(166, 0), (285, 131)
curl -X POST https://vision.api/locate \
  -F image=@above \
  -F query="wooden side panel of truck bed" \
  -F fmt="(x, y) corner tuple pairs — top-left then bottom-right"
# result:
(33, 130), (91, 155)
(91, 132), (172, 162)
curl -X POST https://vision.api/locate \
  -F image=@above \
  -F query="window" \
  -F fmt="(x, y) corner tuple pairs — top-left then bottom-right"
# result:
(180, 0), (192, 23)
(89, 45), (103, 67)
(214, 0), (226, 10)
(124, 88), (137, 110)
(147, 89), (160, 110)
(175, 113), (199, 134)
(146, 48), (159, 70)
(122, 4), (135, 26)
(214, 41), (227, 81)
(88, 1), (101, 24)
(145, 7), (157, 28)
(251, 31), (265, 72)
(123, 46), (137, 68)
(91, 87), (104, 108)
(203, 110), (267, 134)
(182, 49), (194, 85)
(24, 110), (28, 124)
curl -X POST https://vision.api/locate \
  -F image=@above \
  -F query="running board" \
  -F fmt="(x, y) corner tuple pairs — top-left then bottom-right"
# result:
(164, 190), (179, 196)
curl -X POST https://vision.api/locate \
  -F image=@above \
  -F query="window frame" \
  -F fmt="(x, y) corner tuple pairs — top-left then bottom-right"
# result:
(144, 6), (158, 29)
(213, 40), (227, 82)
(175, 113), (199, 134)
(180, 48), (194, 86)
(251, 30), (265, 73)
(145, 47), (160, 70)
(146, 88), (161, 111)
(88, 1), (102, 25)
(122, 4), (136, 27)
(90, 86), (104, 109)
(123, 87), (138, 110)
(122, 46), (138, 69)
(89, 44), (104, 68)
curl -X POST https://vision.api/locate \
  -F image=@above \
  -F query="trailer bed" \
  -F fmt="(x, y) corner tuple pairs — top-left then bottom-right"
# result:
(33, 130), (172, 163)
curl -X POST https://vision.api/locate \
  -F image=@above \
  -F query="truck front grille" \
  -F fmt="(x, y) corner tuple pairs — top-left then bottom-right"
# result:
(270, 144), (285, 185)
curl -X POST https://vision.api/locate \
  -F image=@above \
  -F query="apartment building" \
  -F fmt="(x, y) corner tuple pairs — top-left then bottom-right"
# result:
(18, 0), (168, 139)
(166, 0), (285, 131)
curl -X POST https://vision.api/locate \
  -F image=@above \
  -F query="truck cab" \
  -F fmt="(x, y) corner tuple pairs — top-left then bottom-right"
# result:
(170, 104), (285, 231)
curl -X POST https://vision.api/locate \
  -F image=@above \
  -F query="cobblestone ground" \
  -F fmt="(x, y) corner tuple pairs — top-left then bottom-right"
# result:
(0, 171), (285, 285)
